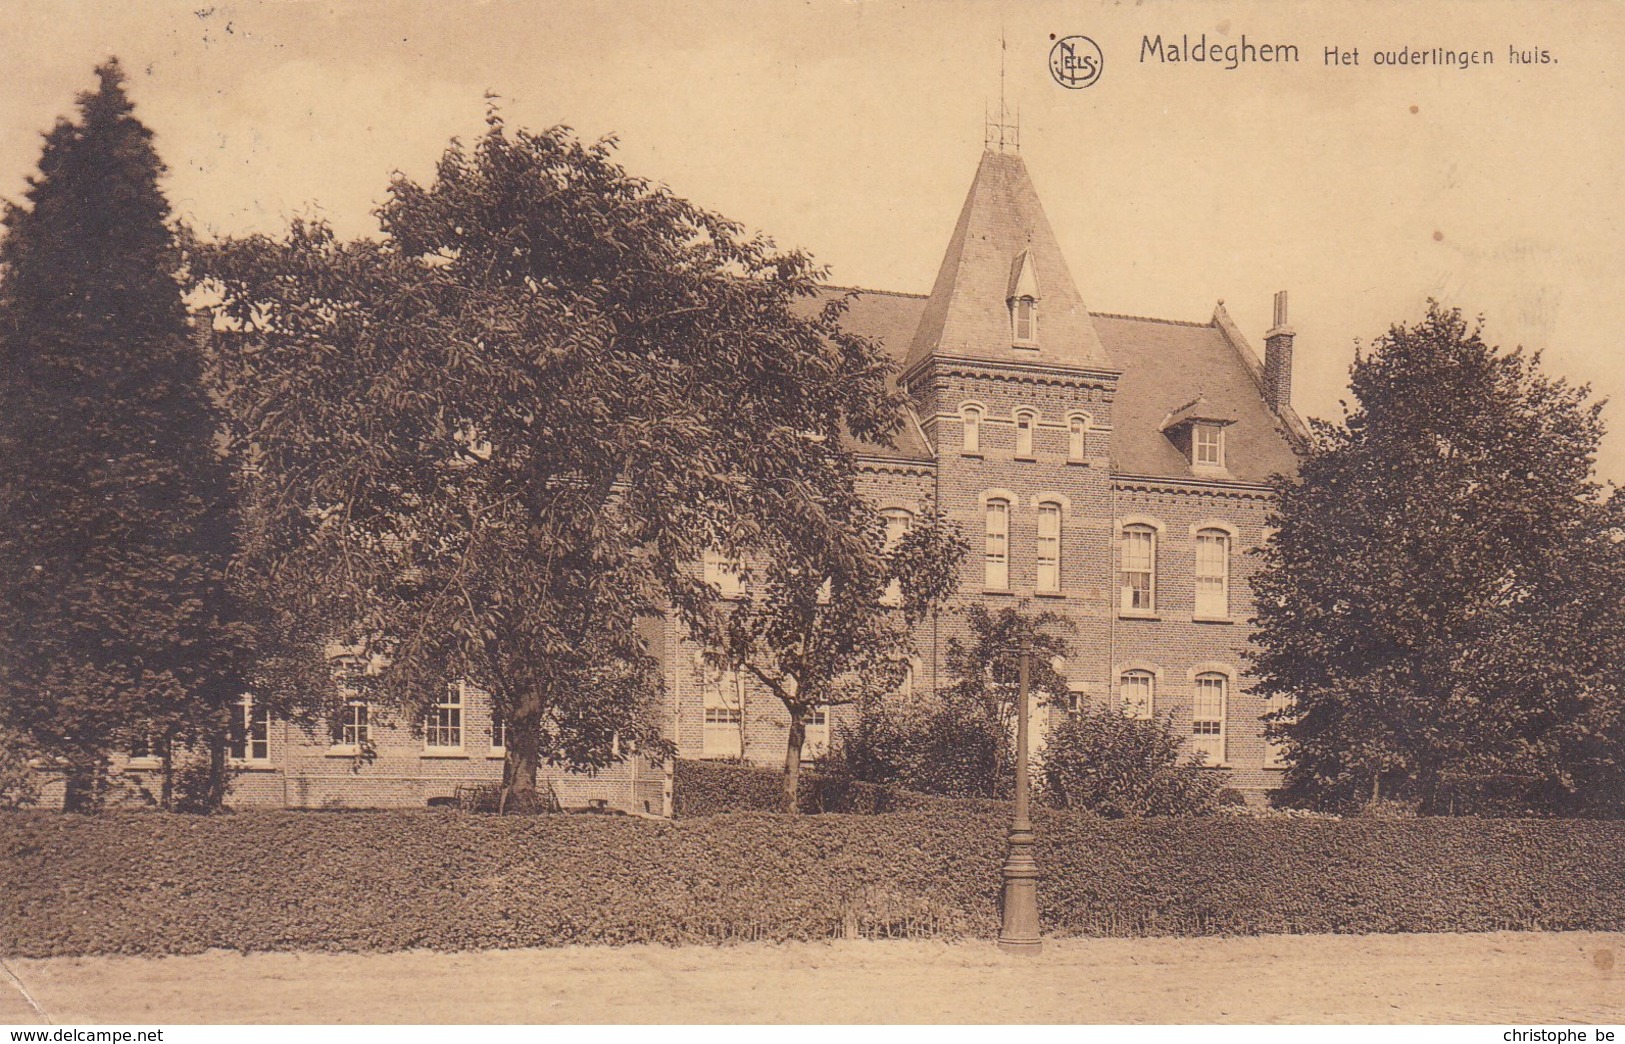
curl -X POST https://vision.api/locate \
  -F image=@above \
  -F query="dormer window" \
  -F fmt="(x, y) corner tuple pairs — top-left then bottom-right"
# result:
(1159, 395), (1236, 472)
(1008, 250), (1041, 348)
(1193, 423), (1224, 467)
(1012, 297), (1037, 344)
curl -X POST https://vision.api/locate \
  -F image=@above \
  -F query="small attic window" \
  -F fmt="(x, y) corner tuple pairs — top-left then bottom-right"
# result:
(1193, 423), (1224, 467)
(1012, 297), (1037, 345)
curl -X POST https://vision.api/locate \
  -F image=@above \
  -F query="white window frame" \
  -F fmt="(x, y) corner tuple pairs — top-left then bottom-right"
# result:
(126, 730), (163, 770)
(984, 498), (1011, 591)
(1014, 409), (1036, 458)
(1067, 413), (1090, 463)
(489, 701), (508, 757)
(881, 507), (914, 606)
(1263, 693), (1293, 769)
(1035, 500), (1062, 594)
(803, 705), (831, 758)
(703, 550), (743, 600)
(1191, 671), (1228, 765)
(702, 659), (744, 758)
(1120, 522), (1159, 615)
(1119, 669), (1156, 720)
(230, 696), (271, 764)
(1194, 527), (1232, 620)
(1012, 296), (1038, 345)
(960, 404), (983, 455)
(332, 698), (370, 752)
(1193, 423), (1225, 467)
(426, 681), (464, 752)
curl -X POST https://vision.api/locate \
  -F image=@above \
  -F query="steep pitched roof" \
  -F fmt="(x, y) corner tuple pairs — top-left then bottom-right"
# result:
(817, 290), (1302, 483)
(1094, 312), (1302, 484)
(903, 150), (1109, 374)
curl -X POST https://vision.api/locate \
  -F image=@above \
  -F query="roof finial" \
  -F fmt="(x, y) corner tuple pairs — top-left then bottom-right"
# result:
(984, 30), (1020, 152)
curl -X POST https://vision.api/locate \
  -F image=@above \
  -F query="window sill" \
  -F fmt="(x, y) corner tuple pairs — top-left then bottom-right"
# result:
(1014, 456), (1037, 463)
(1065, 459), (1089, 467)
(1011, 342), (1039, 351)
(1192, 615), (1236, 625)
(961, 452), (983, 460)
(1196, 762), (1233, 770)
(325, 747), (364, 758)
(1034, 590), (1066, 599)
(1262, 764), (1289, 772)
(487, 751), (507, 760)
(1118, 611), (1160, 621)
(229, 760), (277, 771)
(125, 758), (163, 770)
(982, 588), (1014, 596)
(422, 750), (468, 759)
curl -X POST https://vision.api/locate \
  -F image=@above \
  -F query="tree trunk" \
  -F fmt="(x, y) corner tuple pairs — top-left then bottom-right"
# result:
(160, 741), (174, 812)
(500, 693), (543, 814)
(781, 707), (806, 814)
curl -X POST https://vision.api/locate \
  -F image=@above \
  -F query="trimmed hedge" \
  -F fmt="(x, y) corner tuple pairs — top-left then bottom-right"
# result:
(671, 759), (1006, 818)
(3, 809), (1623, 957)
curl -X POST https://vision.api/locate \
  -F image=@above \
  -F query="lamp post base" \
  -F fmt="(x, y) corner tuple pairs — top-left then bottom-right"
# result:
(997, 821), (1042, 955)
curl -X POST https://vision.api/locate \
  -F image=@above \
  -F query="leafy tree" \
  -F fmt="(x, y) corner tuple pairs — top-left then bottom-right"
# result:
(0, 728), (41, 809)
(193, 115), (905, 811)
(0, 61), (243, 812)
(1039, 707), (1220, 817)
(702, 506), (965, 812)
(1251, 303), (1625, 815)
(836, 603), (1069, 800)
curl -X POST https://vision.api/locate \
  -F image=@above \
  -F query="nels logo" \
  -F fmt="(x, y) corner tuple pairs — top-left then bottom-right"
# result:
(1049, 35), (1104, 89)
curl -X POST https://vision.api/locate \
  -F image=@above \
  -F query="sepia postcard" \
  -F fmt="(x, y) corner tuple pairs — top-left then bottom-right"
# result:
(1, 0), (1622, 1033)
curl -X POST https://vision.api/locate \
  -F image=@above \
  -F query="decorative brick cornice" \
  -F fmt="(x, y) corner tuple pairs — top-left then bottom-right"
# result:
(1111, 472), (1277, 502)
(902, 354), (1121, 393)
(856, 456), (937, 478)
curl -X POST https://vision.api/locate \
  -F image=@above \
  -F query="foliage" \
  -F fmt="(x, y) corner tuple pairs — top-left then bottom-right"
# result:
(1039, 707), (1222, 817)
(672, 759), (822, 816)
(192, 114), (904, 810)
(4, 809), (1622, 956)
(0, 729), (41, 809)
(702, 506), (965, 812)
(0, 61), (243, 811)
(1252, 303), (1625, 816)
(839, 603), (1070, 800)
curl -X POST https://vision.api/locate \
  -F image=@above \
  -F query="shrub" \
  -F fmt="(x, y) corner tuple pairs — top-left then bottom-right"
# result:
(2, 810), (1621, 957)
(0, 729), (39, 810)
(1039, 708), (1221, 817)
(672, 760), (822, 817)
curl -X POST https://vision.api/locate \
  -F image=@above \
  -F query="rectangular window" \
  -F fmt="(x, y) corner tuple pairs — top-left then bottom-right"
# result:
(1013, 298), (1036, 342)
(1194, 530), (1230, 619)
(702, 661), (743, 757)
(703, 551), (743, 599)
(1121, 526), (1156, 612)
(1263, 693), (1292, 769)
(803, 706), (831, 757)
(1015, 413), (1035, 457)
(1194, 424), (1224, 467)
(1192, 674), (1226, 764)
(230, 698), (271, 762)
(427, 683), (463, 749)
(334, 700), (369, 748)
(1120, 671), (1154, 720)
(489, 703), (507, 753)
(985, 499), (1010, 590)
(962, 408), (981, 454)
(1036, 503), (1061, 593)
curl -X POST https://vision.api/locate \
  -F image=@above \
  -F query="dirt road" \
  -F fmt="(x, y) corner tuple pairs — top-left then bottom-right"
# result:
(3, 931), (1620, 1024)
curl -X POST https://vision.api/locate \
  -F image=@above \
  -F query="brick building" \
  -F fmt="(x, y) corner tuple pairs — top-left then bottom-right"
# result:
(79, 144), (1305, 812)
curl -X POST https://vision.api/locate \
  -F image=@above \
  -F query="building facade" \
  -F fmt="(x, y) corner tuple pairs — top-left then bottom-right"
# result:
(76, 145), (1305, 811)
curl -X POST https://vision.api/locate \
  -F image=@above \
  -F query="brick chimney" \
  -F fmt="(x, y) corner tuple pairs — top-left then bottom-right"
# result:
(1263, 290), (1295, 412)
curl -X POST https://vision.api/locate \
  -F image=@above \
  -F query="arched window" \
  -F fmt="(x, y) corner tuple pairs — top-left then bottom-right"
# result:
(1192, 672), (1227, 763)
(1067, 414), (1089, 462)
(881, 508), (914, 606)
(1120, 524), (1157, 613)
(1014, 410), (1036, 458)
(1194, 528), (1231, 619)
(1012, 296), (1037, 343)
(1036, 501), (1062, 593)
(1120, 670), (1155, 719)
(985, 498), (1010, 590)
(961, 405), (983, 455)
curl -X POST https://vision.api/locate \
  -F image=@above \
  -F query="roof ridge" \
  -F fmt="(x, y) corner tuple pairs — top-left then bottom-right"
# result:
(1090, 310), (1215, 329)
(820, 284), (929, 300)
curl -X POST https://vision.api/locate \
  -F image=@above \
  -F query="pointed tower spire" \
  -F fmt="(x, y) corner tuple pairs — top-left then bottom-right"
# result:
(904, 150), (1109, 374)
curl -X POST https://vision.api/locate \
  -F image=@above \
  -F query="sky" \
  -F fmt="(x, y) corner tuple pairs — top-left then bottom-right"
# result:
(5, 0), (1623, 478)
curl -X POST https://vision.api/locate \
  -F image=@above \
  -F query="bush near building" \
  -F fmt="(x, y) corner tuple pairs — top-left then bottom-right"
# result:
(3, 809), (1621, 957)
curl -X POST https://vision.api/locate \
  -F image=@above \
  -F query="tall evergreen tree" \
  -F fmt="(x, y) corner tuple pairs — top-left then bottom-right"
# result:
(1251, 303), (1625, 815)
(0, 61), (242, 811)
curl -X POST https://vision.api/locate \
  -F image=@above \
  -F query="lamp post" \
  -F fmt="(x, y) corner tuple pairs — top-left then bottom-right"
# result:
(998, 635), (1041, 954)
